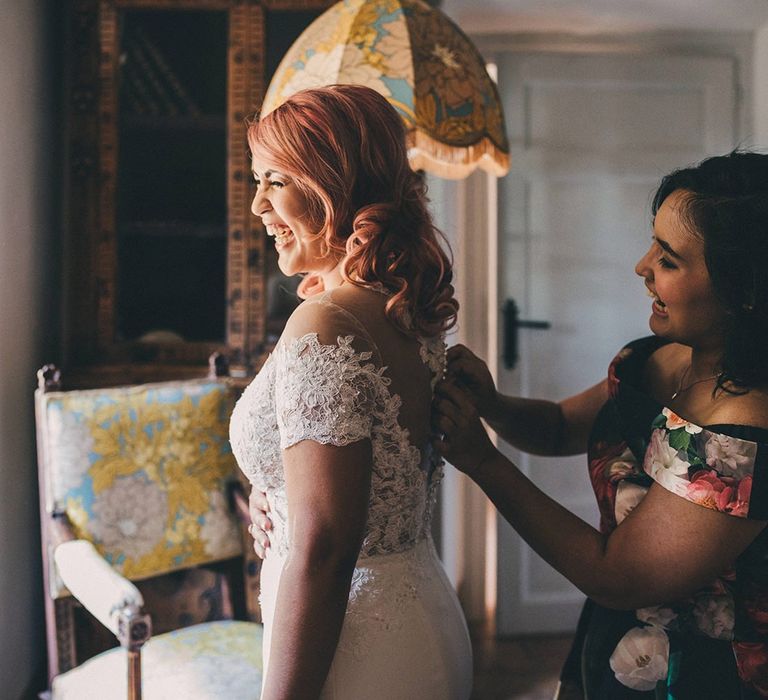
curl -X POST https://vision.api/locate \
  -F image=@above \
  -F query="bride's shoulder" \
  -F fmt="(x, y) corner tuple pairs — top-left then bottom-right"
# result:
(282, 285), (382, 348)
(325, 283), (389, 311)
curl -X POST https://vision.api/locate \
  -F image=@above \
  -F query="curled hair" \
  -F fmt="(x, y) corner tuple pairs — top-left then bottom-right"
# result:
(652, 150), (768, 391)
(247, 84), (458, 337)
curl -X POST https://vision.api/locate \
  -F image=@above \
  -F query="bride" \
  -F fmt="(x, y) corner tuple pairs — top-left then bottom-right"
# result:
(229, 84), (473, 699)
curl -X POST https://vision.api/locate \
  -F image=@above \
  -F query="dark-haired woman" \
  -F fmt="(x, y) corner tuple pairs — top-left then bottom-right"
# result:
(229, 84), (472, 699)
(434, 151), (768, 698)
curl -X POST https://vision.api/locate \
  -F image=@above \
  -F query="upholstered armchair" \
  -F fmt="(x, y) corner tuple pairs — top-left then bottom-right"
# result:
(34, 362), (262, 699)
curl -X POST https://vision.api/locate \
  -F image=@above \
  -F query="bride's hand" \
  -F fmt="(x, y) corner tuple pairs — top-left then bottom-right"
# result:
(432, 379), (498, 477)
(248, 488), (272, 559)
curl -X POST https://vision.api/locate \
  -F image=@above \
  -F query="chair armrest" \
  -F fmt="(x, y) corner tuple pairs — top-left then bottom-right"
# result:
(227, 479), (252, 526)
(54, 540), (151, 649)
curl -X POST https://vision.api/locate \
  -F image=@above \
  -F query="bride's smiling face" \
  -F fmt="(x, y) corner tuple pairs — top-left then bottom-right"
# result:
(251, 156), (333, 277)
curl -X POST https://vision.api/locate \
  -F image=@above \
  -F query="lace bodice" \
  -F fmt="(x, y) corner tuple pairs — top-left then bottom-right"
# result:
(229, 288), (445, 558)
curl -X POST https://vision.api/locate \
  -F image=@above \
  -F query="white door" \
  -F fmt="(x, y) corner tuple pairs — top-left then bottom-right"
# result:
(494, 51), (737, 634)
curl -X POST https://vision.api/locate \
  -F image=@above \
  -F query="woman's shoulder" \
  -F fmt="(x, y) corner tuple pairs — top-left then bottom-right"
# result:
(706, 386), (768, 433)
(608, 336), (678, 389)
(278, 285), (387, 356)
(285, 285), (378, 325)
(614, 336), (676, 364)
(324, 281), (389, 308)
(644, 341), (687, 384)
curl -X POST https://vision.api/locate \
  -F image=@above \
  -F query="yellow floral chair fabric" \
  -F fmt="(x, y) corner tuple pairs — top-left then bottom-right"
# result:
(36, 375), (262, 699)
(40, 379), (241, 590)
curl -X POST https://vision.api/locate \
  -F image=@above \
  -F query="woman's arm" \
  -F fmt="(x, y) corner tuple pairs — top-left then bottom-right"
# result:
(446, 344), (609, 456)
(434, 382), (767, 609)
(261, 439), (371, 700)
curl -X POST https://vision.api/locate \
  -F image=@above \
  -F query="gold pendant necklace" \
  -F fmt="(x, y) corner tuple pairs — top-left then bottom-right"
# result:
(670, 364), (719, 401)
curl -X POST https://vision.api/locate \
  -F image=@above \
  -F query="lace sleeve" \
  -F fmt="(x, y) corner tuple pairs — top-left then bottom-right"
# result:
(273, 296), (387, 451)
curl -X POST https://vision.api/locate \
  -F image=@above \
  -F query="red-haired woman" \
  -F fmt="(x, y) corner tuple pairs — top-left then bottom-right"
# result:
(229, 85), (472, 699)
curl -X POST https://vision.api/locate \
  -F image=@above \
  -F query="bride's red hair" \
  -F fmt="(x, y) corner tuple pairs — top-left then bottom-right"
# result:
(247, 84), (458, 337)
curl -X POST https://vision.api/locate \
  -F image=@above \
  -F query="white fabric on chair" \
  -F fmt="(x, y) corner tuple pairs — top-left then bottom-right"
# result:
(54, 539), (144, 636)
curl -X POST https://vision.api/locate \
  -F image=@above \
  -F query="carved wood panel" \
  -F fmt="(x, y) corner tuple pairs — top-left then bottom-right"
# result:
(63, 0), (331, 384)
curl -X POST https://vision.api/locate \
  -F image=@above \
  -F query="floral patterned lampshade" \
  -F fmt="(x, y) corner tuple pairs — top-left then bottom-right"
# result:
(261, 0), (510, 179)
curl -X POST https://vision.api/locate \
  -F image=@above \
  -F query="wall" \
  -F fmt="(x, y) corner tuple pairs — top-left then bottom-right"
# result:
(754, 24), (768, 147)
(0, 1), (59, 696)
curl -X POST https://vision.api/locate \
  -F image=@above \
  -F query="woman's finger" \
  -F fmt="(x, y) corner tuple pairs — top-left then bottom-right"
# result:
(249, 489), (272, 530)
(435, 382), (476, 414)
(435, 414), (457, 435)
(433, 394), (465, 424)
(248, 523), (269, 558)
(432, 436), (449, 457)
(446, 355), (476, 373)
(255, 512), (272, 531)
(252, 539), (266, 559)
(250, 488), (270, 512)
(446, 344), (471, 362)
(250, 509), (272, 532)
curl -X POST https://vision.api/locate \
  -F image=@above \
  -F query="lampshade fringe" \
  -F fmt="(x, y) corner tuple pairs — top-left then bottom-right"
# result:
(407, 130), (510, 178)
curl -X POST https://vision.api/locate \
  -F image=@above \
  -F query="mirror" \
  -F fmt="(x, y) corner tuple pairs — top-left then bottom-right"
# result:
(116, 9), (228, 344)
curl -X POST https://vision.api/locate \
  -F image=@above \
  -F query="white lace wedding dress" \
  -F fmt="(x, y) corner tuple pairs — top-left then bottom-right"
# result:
(230, 286), (472, 699)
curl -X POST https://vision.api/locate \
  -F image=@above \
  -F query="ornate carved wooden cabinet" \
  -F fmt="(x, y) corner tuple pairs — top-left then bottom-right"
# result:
(63, 0), (331, 385)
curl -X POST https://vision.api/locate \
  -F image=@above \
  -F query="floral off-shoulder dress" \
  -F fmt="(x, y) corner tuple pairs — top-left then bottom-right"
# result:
(559, 336), (768, 699)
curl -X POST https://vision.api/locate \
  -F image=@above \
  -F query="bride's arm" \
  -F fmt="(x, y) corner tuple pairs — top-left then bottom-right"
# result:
(260, 439), (372, 700)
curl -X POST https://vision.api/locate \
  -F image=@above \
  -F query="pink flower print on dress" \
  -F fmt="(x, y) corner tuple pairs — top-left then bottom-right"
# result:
(604, 447), (640, 483)
(686, 471), (751, 517)
(589, 441), (633, 531)
(662, 407), (702, 434)
(636, 605), (677, 630)
(692, 593), (735, 640)
(643, 429), (690, 496)
(609, 626), (669, 691)
(615, 481), (648, 525)
(607, 348), (632, 398)
(724, 475), (752, 517)
(744, 590), (768, 635)
(734, 642), (768, 696)
(686, 470), (736, 510)
(703, 432), (757, 478)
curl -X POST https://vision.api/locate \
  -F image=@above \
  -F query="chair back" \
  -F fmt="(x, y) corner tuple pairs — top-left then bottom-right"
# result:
(37, 378), (241, 597)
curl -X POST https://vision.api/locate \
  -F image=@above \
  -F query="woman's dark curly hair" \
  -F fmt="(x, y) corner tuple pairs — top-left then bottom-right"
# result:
(651, 150), (768, 391)
(248, 84), (458, 338)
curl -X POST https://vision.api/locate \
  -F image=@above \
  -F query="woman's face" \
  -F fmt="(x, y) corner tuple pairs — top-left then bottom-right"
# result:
(634, 189), (727, 350)
(251, 155), (335, 278)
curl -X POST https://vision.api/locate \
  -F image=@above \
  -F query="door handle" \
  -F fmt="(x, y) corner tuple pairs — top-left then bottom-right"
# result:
(503, 299), (551, 370)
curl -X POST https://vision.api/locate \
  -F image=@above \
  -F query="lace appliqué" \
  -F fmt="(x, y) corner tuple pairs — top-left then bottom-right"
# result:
(275, 333), (384, 450)
(336, 542), (433, 659)
(230, 326), (445, 559)
(418, 334), (447, 389)
(275, 332), (436, 558)
(229, 353), (281, 492)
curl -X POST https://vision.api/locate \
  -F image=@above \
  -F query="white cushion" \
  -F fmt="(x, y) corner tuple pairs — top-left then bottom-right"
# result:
(52, 620), (262, 700)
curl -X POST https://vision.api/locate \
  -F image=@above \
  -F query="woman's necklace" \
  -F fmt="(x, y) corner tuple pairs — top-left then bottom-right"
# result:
(670, 364), (719, 400)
